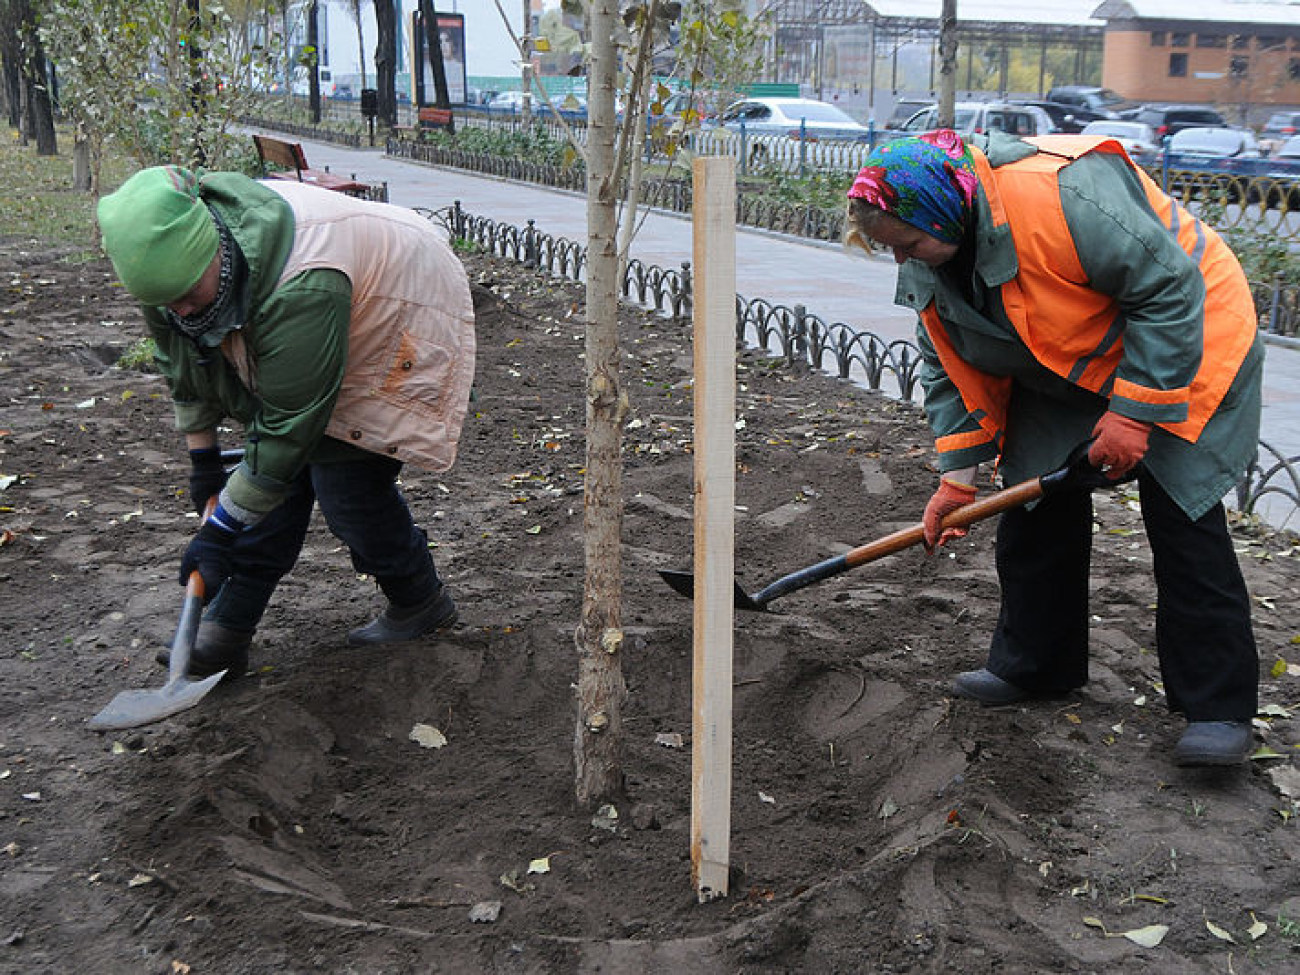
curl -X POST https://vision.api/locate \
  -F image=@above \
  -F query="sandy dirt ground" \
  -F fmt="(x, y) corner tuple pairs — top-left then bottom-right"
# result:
(2, 237), (1300, 974)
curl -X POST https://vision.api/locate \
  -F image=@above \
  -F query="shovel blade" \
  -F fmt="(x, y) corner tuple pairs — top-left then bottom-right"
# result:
(657, 570), (766, 612)
(86, 671), (227, 732)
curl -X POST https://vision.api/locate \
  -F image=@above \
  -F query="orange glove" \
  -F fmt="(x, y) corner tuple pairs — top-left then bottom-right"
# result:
(1088, 411), (1152, 479)
(923, 476), (978, 550)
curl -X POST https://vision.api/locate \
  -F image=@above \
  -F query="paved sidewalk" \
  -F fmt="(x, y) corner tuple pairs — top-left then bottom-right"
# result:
(294, 134), (1300, 524)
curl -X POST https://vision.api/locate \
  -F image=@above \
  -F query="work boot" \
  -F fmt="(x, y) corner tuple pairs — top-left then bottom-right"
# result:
(347, 588), (458, 646)
(155, 621), (252, 679)
(952, 668), (1031, 706)
(1173, 721), (1253, 767)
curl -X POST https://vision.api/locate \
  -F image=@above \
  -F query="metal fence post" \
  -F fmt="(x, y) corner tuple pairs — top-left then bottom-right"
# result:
(524, 219), (539, 268)
(791, 304), (808, 366)
(799, 119), (807, 179)
(1269, 271), (1283, 334)
(680, 260), (693, 323)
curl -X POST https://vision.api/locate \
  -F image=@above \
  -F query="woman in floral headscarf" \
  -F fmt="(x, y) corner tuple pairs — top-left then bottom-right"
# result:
(845, 129), (1264, 767)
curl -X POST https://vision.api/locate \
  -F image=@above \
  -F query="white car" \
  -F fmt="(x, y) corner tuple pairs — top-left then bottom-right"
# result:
(716, 97), (872, 142)
(1080, 119), (1159, 159)
(1167, 126), (1262, 159)
(896, 101), (1049, 138)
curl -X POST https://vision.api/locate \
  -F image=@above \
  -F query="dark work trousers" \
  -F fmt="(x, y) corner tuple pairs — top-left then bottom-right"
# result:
(986, 469), (1258, 722)
(204, 454), (440, 634)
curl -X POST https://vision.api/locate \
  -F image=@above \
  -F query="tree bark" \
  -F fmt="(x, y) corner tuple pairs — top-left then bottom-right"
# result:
(0, 1), (20, 130)
(416, 0), (450, 113)
(308, 2), (321, 124)
(937, 0), (958, 129)
(14, 0), (55, 155)
(373, 0), (396, 127)
(573, 0), (626, 809)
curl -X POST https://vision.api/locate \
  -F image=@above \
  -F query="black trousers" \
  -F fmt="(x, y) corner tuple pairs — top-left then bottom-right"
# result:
(986, 469), (1258, 722)
(205, 454), (440, 634)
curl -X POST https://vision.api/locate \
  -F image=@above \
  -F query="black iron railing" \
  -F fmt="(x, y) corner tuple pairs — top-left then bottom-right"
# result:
(428, 201), (1300, 529)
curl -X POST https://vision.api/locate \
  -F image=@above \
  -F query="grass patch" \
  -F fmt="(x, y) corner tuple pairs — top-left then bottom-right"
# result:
(0, 129), (136, 252)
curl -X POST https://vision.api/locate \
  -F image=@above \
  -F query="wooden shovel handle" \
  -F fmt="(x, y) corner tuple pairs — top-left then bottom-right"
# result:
(842, 477), (1045, 570)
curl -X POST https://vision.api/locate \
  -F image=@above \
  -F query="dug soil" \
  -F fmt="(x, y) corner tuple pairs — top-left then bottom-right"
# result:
(2, 236), (1299, 974)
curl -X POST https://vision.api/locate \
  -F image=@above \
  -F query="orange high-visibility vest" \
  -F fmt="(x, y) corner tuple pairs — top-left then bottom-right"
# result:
(923, 136), (1256, 464)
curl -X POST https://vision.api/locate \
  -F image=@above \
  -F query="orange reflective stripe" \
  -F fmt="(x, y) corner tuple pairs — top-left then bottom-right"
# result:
(920, 306), (1010, 452)
(936, 429), (993, 454)
(1113, 377), (1190, 406)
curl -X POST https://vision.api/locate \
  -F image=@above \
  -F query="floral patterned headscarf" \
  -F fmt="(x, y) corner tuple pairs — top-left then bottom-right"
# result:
(847, 130), (979, 245)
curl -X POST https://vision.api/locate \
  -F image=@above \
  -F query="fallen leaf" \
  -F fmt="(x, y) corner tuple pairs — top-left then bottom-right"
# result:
(878, 797), (898, 819)
(1270, 658), (1288, 678)
(468, 901), (502, 923)
(653, 732), (684, 748)
(0, 474), (15, 490)
(1250, 746), (1286, 761)
(1248, 913), (1268, 940)
(1123, 924), (1170, 947)
(127, 873), (154, 888)
(21, 792), (40, 801)
(527, 857), (550, 875)
(408, 724), (447, 749)
(1206, 919), (1236, 943)
(758, 791), (776, 805)
(1258, 703), (1291, 718)
(525, 525), (542, 535)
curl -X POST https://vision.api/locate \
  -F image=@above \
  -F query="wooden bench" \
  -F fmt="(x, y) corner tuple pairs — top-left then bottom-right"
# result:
(252, 134), (371, 196)
(394, 106), (455, 140)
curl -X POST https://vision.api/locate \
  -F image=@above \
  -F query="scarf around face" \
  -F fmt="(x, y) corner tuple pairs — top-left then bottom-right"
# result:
(165, 211), (250, 349)
(847, 130), (980, 244)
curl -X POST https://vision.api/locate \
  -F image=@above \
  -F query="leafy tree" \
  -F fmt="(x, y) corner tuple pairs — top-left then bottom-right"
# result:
(42, 0), (284, 192)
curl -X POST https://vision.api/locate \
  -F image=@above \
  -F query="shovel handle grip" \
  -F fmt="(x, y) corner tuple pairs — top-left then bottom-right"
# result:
(843, 476), (1045, 569)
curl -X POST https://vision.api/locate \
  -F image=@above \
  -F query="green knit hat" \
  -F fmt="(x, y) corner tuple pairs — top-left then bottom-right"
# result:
(98, 166), (220, 306)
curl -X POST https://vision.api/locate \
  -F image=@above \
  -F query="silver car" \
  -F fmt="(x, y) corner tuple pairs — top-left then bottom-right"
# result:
(1080, 119), (1160, 159)
(716, 97), (872, 142)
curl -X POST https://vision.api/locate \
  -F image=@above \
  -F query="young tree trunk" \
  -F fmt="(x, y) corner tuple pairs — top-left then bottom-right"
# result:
(351, 0), (367, 90)
(416, 0), (451, 113)
(373, 0), (396, 127)
(573, 0), (627, 809)
(937, 0), (958, 129)
(308, 2), (321, 124)
(17, 0), (55, 155)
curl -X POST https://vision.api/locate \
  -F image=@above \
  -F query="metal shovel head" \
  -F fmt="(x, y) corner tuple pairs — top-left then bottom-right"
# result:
(657, 569), (766, 612)
(86, 670), (228, 731)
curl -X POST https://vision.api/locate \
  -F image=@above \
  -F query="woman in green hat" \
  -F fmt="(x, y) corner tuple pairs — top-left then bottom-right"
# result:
(98, 166), (476, 677)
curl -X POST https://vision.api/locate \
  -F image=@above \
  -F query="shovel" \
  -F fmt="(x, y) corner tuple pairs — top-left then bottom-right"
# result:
(88, 501), (228, 731)
(659, 448), (1117, 612)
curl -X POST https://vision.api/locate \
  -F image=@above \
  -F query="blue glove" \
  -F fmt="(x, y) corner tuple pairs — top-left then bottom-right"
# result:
(179, 503), (243, 600)
(187, 447), (228, 517)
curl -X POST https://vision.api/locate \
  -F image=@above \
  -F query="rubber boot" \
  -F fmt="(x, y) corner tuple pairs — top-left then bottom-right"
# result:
(347, 588), (458, 646)
(155, 621), (252, 679)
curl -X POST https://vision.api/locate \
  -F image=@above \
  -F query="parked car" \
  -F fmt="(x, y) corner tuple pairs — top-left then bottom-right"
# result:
(1080, 119), (1160, 158)
(1046, 85), (1138, 118)
(1260, 111), (1300, 155)
(1130, 104), (1228, 141)
(1166, 125), (1262, 159)
(896, 101), (1049, 138)
(884, 98), (933, 130)
(1013, 99), (1110, 133)
(1277, 134), (1300, 160)
(716, 97), (872, 142)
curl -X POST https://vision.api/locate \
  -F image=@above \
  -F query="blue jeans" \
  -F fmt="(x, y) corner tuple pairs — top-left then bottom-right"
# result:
(205, 453), (440, 633)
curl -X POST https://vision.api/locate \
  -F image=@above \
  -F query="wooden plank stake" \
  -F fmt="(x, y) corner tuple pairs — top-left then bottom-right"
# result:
(689, 155), (736, 902)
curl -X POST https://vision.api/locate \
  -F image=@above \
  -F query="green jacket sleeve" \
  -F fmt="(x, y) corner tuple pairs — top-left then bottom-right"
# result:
(224, 269), (353, 517)
(908, 273), (1000, 473)
(1058, 152), (1203, 425)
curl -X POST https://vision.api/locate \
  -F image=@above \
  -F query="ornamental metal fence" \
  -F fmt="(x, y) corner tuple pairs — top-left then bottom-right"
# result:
(427, 202), (1300, 529)
(388, 136), (1300, 337)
